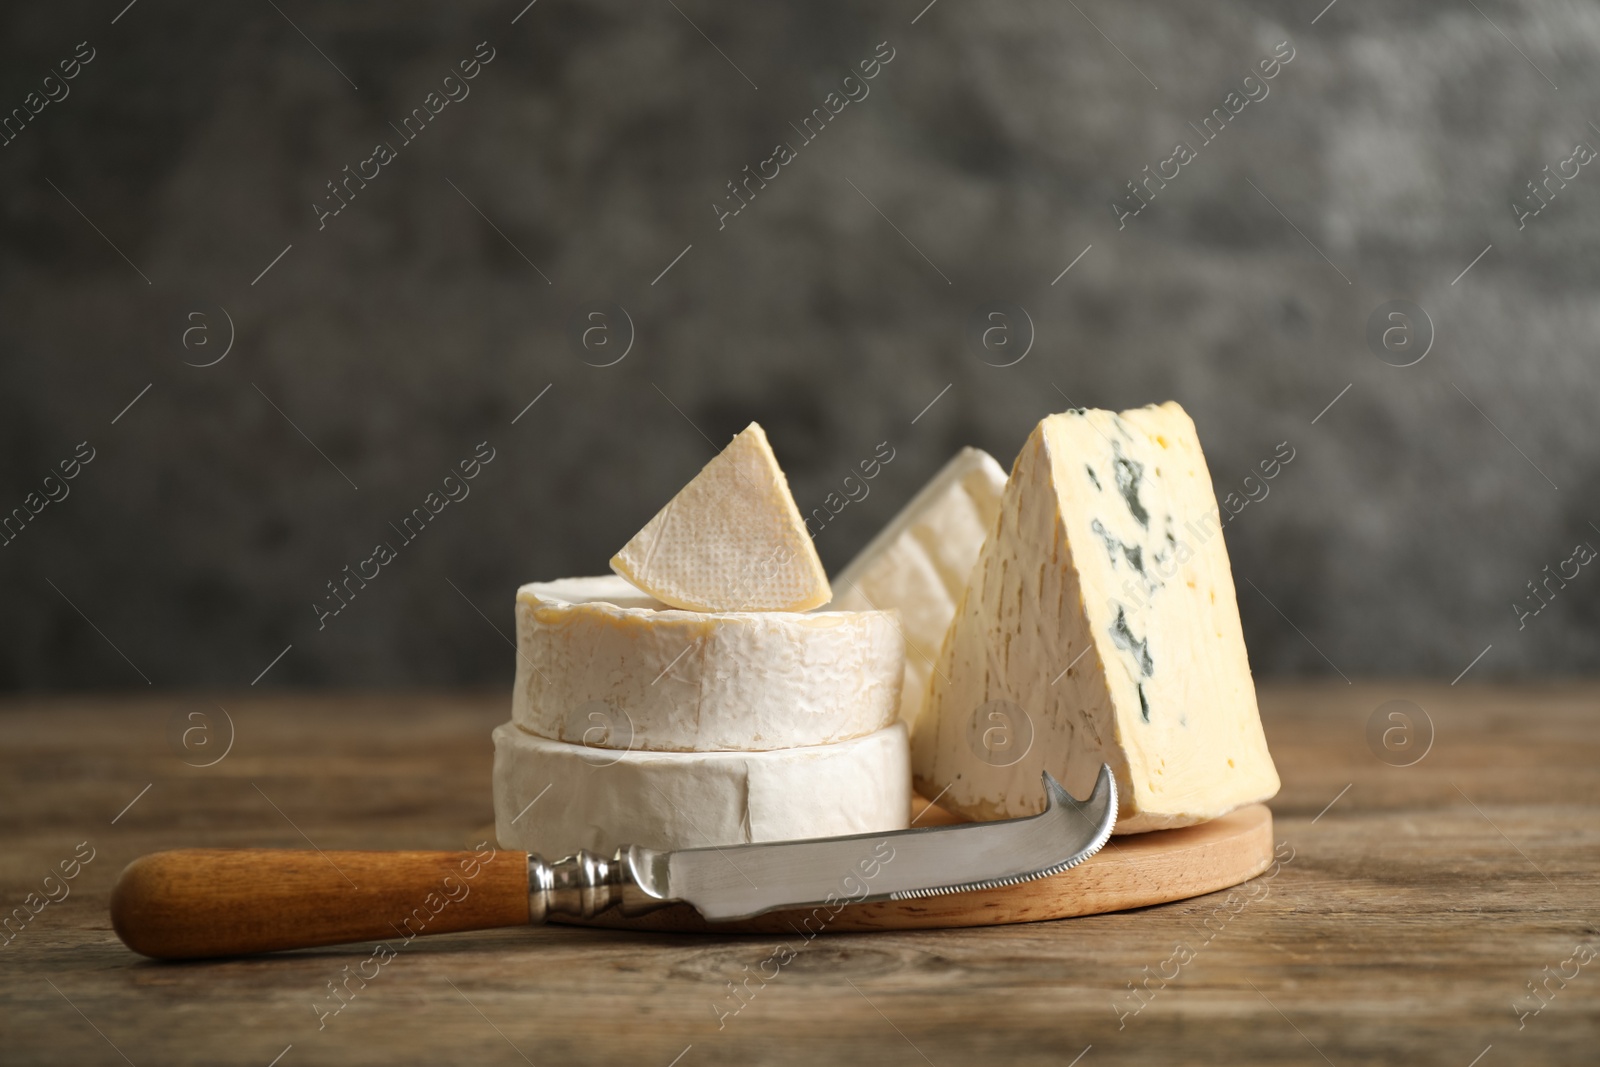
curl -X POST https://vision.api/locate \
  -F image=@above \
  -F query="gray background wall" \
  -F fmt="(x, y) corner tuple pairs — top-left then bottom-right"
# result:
(2, 0), (1596, 690)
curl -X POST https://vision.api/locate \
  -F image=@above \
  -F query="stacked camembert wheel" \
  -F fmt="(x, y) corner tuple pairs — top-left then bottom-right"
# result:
(494, 423), (912, 858)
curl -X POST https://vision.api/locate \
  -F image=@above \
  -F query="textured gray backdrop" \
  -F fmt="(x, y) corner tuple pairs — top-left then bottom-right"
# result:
(2, 0), (1596, 690)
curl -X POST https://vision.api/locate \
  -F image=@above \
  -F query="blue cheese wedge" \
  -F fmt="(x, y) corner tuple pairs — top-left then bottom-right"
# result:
(912, 403), (1280, 832)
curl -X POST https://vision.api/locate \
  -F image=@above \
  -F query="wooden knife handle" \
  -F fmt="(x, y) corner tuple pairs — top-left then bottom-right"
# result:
(111, 848), (530, 960)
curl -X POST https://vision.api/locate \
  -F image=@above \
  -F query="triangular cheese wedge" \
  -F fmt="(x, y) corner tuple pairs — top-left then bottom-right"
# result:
(829, 448), (1007, 731)
(912, 402), (1280, 832)
(611, 423), (831, 612)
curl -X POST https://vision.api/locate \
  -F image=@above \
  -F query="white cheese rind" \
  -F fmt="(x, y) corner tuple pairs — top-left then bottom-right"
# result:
(912, 403), (1280, 833)
(829, 448), (1007, 731)
(513, 576), (903, 752)
(611, 422), (832, 612)
(493, 721), (911, 855)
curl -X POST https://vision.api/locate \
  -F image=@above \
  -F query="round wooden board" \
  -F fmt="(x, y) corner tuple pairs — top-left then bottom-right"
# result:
(553, 802), (1274, 934)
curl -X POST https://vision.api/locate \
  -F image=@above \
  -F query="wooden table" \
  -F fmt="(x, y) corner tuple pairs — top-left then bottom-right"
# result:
(2, 684), (1596, 1065)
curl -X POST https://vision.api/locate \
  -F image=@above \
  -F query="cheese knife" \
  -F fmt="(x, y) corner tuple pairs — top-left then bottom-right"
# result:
(112, 765), (1115, 959)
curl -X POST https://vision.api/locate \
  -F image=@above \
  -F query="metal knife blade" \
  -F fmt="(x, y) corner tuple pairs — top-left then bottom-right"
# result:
(622, 764), (1117, 922)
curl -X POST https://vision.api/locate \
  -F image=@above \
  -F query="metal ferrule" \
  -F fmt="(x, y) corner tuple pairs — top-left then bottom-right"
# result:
(526, 848), (670, 925)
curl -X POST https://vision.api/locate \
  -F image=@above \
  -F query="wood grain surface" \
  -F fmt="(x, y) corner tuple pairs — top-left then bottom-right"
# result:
(1, 684), (1597, 1066)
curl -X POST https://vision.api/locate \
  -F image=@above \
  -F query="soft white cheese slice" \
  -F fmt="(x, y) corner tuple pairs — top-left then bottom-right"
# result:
(514, 576), (903, 752)
(912, 402), (1280, 833)
(828, 448), (1007, 731)
(611, 422), (831, 612)
(493, 720), (911, 856)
